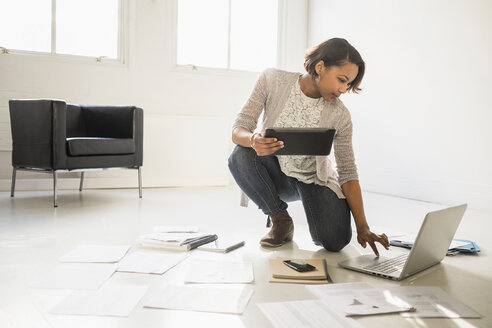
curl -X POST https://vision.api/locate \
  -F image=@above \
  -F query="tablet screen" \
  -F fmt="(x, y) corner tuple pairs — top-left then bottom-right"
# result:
(265, 128), (336, 156)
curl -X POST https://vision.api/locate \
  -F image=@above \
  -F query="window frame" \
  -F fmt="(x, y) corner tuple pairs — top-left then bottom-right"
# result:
(0, 0), (129, 66)
(172, 0), (286, 75)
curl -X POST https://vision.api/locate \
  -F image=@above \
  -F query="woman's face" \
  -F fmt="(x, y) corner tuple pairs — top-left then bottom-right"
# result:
(316, 61), (359, 101)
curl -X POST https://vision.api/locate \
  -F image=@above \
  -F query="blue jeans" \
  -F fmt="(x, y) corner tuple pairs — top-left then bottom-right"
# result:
(228, 146), (352, 252)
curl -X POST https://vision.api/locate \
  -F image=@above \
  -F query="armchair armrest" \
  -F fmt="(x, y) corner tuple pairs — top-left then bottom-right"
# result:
(133, 106), (143, 167)
(9, 99), (67, 169)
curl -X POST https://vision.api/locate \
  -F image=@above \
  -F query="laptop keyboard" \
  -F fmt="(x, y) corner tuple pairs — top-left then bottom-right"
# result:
(363, 254), (408, 274)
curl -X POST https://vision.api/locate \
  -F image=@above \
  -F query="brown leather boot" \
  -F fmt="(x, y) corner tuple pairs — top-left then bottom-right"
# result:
(260, 210), (294, 247)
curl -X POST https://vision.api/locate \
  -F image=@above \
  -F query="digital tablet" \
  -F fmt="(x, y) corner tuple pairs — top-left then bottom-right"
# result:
(264, 128), (336, 156)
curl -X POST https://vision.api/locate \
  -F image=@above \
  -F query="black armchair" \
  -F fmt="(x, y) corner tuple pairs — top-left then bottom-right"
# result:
(9, 99), (143, 207)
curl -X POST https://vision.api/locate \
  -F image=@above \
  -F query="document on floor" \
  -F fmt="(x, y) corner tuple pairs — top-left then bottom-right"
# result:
(143, 284), (254, 314)
(116, 251), (187, 274)
(153, 226), (199, 233)
(29, 263), (117, 290)
(58, 245), (131, 263)
(0, 308), (12, 328)
(306, 282), (415, 316)
(0, 298), (52, 328)
(184, 259), (254, 284)
(49, 284), (149, 317)
(257, 300), (363, 328)
(137, 232), (217, 251)
(383, 286), (481, 318)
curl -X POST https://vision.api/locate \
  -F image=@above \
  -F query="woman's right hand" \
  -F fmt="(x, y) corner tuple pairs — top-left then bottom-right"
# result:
(252, 132), (284, 156)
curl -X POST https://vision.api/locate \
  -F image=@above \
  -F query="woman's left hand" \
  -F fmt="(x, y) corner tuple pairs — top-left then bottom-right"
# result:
(356, 226), (390, 257)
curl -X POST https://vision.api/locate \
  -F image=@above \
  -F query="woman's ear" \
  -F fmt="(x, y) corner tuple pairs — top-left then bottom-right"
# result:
(315, 60), (325, 75)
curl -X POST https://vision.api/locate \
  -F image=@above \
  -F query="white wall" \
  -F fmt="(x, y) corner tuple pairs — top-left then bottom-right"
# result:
(308, 0), (492, 209)
(0, 0), (308, 191)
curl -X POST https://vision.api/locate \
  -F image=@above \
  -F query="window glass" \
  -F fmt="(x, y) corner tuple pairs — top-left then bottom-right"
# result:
(230, 0), (278, 71)
(0, 0), (51, 52)
(56, 0), (119, 58)
(176, 0), (278, 71)
(177, 0), (229, 69)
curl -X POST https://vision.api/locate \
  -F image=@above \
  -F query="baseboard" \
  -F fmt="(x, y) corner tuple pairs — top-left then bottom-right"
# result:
(0, 175), (229, 192)
(362, 173), (492, 211)
(3, 174), (489, 211)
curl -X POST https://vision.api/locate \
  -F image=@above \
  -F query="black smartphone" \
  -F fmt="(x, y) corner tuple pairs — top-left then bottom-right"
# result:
(283, 260), (316, 272)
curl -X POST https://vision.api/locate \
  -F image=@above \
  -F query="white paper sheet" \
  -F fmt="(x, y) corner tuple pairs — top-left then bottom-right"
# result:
(29, 263), (117, 290)
(58, 245), (131, 263)
(184, 259), (254, 284)
(153, 226), (199, 233)
(257, 300), (363, 328)
(383, 286), (481, 318)
(143, 284), (254, 314)
(0, 308), (12, 328)
(116, 251), (187, 274)
(49, 284), (149, 317)
(306, 283), (414, 316)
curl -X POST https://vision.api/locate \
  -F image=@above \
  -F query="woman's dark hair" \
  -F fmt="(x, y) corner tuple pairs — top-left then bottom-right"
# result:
(304, 38), (365, 93)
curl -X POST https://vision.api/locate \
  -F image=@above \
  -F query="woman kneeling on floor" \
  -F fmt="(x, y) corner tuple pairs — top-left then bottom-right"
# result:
(228, 38), (389, 256)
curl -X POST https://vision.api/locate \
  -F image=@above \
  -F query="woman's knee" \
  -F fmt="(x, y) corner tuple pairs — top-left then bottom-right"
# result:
(316, 226), (352, 252)
(319, 235), (351, 252)
(228, 146), (253, 172)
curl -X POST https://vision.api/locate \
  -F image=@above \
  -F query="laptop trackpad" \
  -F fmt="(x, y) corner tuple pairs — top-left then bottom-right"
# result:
(339, 253), (406, 271)
(339, 254), (384, 268)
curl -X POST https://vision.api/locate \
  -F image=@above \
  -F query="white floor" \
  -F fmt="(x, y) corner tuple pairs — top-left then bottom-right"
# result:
(0, 186), (490, 328)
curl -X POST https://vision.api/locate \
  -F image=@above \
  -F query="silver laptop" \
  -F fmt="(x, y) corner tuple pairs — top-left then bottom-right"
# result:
(338, 204), (467, 281)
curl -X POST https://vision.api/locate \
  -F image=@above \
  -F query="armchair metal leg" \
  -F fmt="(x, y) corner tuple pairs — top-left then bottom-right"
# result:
(53, 171), (58, 208)
(11, 167), (17, 197)
(138, 167), (142, 198)
(79, 172), (84, 191)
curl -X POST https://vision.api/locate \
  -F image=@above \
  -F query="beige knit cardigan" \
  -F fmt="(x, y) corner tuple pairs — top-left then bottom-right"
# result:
(232, 68), (359, 206)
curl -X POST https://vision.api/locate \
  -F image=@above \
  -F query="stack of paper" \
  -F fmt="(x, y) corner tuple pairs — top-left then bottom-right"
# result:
(153, 226), (199, 233)
(137, 232), (217, 251)
(269, 257), (329, 284)
(390, 235), (480, 255)
(446, 239), (480, 255)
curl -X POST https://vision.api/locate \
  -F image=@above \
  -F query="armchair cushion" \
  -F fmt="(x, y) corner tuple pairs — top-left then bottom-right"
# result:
(66, 137), (135, 156)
